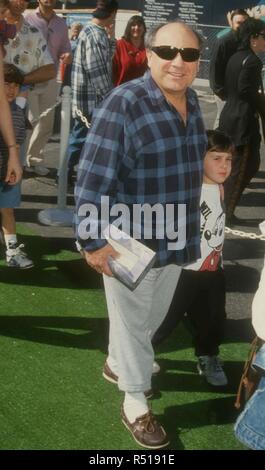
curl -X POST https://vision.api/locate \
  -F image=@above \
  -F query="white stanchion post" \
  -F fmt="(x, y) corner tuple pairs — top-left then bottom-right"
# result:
(38, 86), (74, 226)
(58, 85), (71, 210)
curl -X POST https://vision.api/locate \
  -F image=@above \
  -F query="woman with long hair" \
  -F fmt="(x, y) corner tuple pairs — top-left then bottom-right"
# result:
(113, 15), (147, 86)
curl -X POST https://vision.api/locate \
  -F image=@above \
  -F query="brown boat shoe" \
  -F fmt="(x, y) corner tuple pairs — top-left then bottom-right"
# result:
(121, 406), (169, 449)
(102, 361), (154, 399)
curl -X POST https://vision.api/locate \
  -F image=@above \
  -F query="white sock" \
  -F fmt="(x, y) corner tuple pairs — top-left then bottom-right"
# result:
(123, 392), (149, 423)
(4, 234), (17, 249)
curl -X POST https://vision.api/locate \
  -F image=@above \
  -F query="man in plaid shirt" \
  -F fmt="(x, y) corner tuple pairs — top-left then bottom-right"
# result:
(75, 21), (207, 449)
(67, 0), (118, 184)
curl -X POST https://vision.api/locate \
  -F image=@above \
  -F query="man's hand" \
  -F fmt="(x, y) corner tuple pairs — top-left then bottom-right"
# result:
(5, 147), (22, 185)
(83, 244), (119, 277)
(60, 52), (72, 65)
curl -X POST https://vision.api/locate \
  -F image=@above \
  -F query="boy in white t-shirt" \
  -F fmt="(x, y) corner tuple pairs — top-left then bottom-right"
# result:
(153, 130), (233, 386)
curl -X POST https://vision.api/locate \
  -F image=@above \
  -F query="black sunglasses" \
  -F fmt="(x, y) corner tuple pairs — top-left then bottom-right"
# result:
(151, 46), (200, 62)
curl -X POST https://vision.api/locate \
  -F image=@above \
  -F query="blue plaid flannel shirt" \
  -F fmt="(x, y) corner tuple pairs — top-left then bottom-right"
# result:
(71, 22), (116, 120)
(75, 71), (207, 267)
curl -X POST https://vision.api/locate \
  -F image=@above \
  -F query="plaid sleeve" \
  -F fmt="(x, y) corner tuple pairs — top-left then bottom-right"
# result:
(72, 28), (114, 118)
(75, 94), (127, 252)
(71, 36), (88, 115)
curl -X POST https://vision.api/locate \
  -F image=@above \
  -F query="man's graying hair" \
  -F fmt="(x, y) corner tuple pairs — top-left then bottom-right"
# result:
(145, 21), (203, 51)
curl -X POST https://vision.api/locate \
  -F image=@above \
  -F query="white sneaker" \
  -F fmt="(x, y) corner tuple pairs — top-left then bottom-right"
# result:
(152, 361), (160, 375)
(197, 355), (228, 386)
(6, 243), (34, 269)
(26, 165), (49, 176)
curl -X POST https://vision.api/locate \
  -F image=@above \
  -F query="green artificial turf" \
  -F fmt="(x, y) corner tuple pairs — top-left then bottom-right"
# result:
(0, 224), (248, 450)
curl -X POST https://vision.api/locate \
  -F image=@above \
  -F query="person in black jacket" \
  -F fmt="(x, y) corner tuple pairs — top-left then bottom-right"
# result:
(209, 9), (249, 128)
(218, 18), (265, 224)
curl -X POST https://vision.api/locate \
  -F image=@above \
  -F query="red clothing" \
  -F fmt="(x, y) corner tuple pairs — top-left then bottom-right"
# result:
(113, 38), (148, 86)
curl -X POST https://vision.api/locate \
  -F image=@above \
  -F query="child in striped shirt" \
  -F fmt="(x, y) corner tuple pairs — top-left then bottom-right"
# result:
(0, 63), (33, 268)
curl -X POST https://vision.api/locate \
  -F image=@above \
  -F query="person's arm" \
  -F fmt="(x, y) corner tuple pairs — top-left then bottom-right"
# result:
(85, 30), (114, 93)
(238, 57), (265, 120)
(59, 22), (72, 65)
(75, 92), (129, 275)
(71, 31), (113, 118)
(23, 64), (56, 85)
(23, 29), (56, 85)
(0, 51), (22, 184)
(209, 40), (227, 99)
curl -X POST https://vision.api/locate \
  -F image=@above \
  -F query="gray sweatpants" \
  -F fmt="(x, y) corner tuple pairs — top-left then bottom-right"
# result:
(103, 264), (182, 392)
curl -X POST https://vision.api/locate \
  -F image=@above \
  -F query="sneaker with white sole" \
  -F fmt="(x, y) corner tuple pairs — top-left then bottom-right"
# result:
(6, 243), (34, 269)
(197, 355), (228, 386)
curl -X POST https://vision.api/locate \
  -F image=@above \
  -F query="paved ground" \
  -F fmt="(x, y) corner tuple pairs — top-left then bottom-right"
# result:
(17, 86), (265, 331)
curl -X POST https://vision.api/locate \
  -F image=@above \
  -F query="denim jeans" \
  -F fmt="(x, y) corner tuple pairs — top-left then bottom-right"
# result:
(234, 345), (265, 450)
(67, 118), (89, 170)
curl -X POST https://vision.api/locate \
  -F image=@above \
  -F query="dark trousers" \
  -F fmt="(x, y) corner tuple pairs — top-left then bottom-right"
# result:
(67, 118), (89, 171)
(152, 268), (226, 357)
(224, 135), (260, 220)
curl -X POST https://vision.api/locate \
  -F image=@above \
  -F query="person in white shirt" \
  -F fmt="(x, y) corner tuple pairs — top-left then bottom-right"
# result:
(24, 0), (72, 175)
(4, 0), (56, 175)
(153, 130), (234, 387)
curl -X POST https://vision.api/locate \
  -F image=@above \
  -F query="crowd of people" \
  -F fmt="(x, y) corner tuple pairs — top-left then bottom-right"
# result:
(0, 0), (264, 451)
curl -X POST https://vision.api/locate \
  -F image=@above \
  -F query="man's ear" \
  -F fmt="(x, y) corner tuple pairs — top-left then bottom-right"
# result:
(146, 49), (152, 68)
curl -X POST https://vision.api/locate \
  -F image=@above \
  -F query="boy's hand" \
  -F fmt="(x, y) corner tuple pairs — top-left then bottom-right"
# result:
(5, 147), (22, 185)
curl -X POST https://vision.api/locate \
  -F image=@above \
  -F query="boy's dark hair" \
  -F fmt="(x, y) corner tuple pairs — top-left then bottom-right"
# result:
(231, 9), (249, 21)
(206, 129), (234, 154)
(3, 63), (24, 85)
(123, 15), (146, 42)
